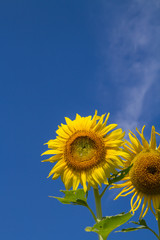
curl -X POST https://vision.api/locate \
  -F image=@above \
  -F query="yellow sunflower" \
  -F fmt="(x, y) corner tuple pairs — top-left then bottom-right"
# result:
(41, 111), (127, 192)
(111, 126), (160, 219)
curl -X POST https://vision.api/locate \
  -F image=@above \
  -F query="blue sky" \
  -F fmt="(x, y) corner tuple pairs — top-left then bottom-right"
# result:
(1, 0), (160, 240)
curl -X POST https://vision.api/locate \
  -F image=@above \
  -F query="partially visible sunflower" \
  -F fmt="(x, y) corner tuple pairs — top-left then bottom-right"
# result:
(111, 126), (160, 219)
(42, 111), (127, 192)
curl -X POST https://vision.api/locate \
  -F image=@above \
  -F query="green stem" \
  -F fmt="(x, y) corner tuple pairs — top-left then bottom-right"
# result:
(100, 184), (109, 199)
(86, 204), (97, 223)
(158, 210), (160, 239)
(94, 188), (102, 220)
(94, 188), (104, 240)
(147, 226), (159, 240)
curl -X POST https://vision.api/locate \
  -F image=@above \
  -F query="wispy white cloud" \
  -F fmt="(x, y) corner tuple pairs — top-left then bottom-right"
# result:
(97, 0), (160, 132)
(116, 61), (160, 131)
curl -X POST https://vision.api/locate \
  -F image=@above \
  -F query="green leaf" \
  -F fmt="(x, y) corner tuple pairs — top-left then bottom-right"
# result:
(116, 225), (146, 232)
(108, 164), (133, 185)
(49, 189), (88, 207)
(85, 212), (133, 240)
(129, 219), (147, 227)
(139, 219), (147, 226)
(116, 218), (159, 239)
(116, 219), (147, 233)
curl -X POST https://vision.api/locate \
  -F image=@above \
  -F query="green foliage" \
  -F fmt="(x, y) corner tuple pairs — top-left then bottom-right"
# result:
(116, 225), (146, 232)
(49, 189), (88, 207)
(116, 219), (159, 239)
(116, 219), (148, 232)
(85, 212), (133, 240)
(108, 164), (133, 185)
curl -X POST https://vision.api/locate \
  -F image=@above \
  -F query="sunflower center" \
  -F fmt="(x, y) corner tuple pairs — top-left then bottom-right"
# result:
(147, 166), (157, 175)
(65, 130), (105, 170)
(129, 149), (160, 195)
(71, 136), (96, 161)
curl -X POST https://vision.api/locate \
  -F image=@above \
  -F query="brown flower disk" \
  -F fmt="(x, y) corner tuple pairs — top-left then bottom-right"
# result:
(65, 130), (105, 171)
(129, 150), (160, 195)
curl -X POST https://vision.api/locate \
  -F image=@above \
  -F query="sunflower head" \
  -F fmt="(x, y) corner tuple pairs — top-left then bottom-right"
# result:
(129, 149), (160, 195)
(64, 130), (106, 171)
(112, 126), (160, 219)
(42, 111), (126, 192)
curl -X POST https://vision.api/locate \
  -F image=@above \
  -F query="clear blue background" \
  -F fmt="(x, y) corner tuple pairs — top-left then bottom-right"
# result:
(1, 1), (160, 239)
